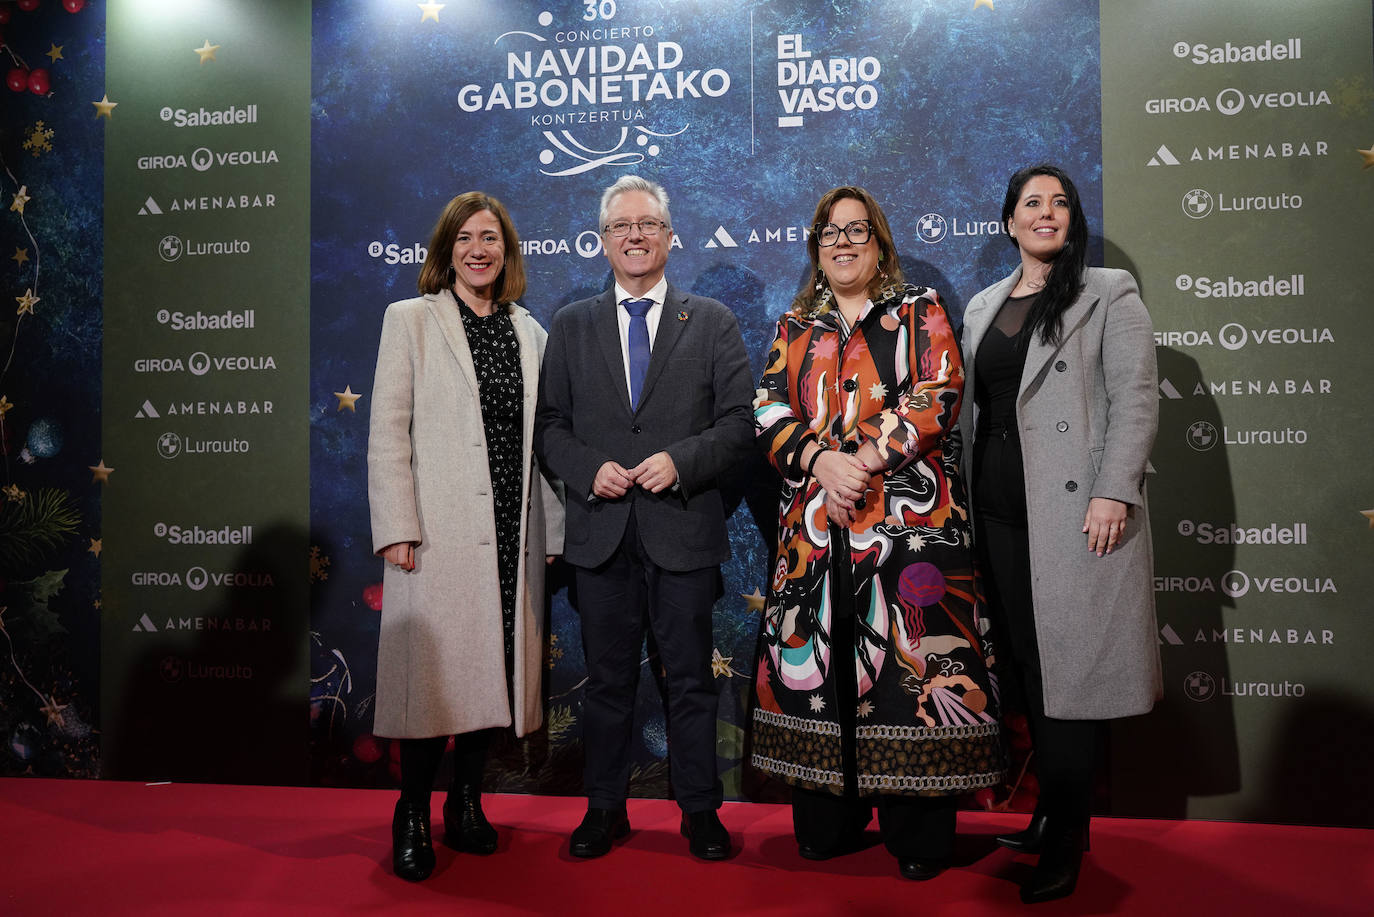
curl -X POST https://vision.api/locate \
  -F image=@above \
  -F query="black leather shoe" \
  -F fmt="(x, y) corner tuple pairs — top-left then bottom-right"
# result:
(569, 807), (629, 858)
(1020, 821), (1087, 904)
(996, 814), (1049, 853)
(898, 858), (945, 881)
(391, 800), (435, 882)
(443, 785), (498, 855)
(680, 809), (731, 860)
(999, 815), (1091, 855)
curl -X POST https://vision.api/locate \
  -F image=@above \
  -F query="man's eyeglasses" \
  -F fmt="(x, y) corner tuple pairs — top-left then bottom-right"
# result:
(815, 220), (873, 247)
(604, 219), (668, 237)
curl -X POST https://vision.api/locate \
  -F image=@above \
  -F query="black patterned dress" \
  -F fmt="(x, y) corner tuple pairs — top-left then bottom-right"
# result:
(457, 300), (524, 689)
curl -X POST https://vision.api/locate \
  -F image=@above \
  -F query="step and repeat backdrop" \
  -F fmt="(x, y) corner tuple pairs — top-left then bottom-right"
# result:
(0, 0), (1364, 825)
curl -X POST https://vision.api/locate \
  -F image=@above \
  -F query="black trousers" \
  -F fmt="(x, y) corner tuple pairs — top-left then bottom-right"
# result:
(574, 507), (722, 813)
(791, 540), (956, 861)
(398, 729), (493, 805)
(976, 510), (1100, 825)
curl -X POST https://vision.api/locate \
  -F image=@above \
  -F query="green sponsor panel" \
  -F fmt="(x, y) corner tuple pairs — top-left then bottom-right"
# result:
(1102, 0), (1374, 823)
(101, 0), (310, 783)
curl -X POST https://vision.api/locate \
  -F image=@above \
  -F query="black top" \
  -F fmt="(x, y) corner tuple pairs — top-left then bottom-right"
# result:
(973, 292), (1036, 438)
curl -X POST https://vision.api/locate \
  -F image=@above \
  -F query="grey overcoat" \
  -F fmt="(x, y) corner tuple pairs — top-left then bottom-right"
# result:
(368, 290), (564, 739)
(960, 266), (1162, 719)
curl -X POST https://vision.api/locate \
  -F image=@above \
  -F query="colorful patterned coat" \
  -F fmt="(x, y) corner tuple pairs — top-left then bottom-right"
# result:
(750, 283), (1003, 796)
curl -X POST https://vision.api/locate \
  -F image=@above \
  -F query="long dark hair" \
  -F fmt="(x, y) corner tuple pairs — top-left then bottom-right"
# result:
(791, 186), (904, 316)
(1001, 164), (1087, 345)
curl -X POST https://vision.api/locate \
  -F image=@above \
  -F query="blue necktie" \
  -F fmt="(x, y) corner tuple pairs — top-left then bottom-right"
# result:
(624, 298), (653, 409)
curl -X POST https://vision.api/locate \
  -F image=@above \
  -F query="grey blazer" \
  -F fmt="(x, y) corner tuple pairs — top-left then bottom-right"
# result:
(534, 283), (755, 572)
(960, 266), (1162, 719)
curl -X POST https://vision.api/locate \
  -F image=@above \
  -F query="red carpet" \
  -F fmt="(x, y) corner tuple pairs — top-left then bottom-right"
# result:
(2, 778), (1370, 915)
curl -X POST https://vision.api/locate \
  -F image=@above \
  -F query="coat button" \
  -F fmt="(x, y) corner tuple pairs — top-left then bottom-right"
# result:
(1056, 421), (1069, 433)
(631, 424), (642, 434)
(842, 378), (857, 392)
(1055, 360), (1067, 372)
(1065, 480), (1078, 492)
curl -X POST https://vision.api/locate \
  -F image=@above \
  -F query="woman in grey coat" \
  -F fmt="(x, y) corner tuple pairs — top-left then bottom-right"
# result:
(368, 192), (563, 881)
(959, 165), (1161, 903)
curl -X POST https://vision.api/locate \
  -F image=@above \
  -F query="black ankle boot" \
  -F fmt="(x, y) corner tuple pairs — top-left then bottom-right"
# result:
(392, 799), (436, 881)
(996, 814), (1048, 853)
(999, 814), (1091, 854)
(443, 784), (498, 854)
(1020, 819), (1087, 904)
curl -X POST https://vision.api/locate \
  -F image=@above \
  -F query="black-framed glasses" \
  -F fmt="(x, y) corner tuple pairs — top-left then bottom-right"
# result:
(604, 219), (668, 237)
(815, 220), (873, 247)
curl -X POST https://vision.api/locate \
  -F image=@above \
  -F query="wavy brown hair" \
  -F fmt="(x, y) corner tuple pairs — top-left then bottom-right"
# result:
(791, 185), (904, 315)
(417, 192), (526, 304)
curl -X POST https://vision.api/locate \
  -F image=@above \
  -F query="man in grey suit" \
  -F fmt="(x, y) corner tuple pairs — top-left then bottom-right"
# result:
(535, 175), (754, 860)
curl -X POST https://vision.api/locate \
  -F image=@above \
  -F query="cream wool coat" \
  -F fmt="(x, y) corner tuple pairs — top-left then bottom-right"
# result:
(368, 290), (564, 739)
(960, 267), (1162, 720)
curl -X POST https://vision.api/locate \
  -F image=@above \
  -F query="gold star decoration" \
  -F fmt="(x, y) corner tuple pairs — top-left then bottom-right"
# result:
(333, 385), (362, 412)
(194, 40), (220, 64)
(16, 289), (39, 316)
(11, 186), (31, 214)
(1359, 145), (1374, 170)
(92, 94), (117, 119)
(710, 647), (734, 679)
(0, 395), (12, 416)
(89, 459), (114, 484)
(47, 44), (64, 63)
(39, 699), (69, 728)
(741, 587), (766, 613)
(418, 2), (445, 23)
(89, 537), (103, 558)
(1362, 508), (1374, 528)
(974, 0), (995, 9)
(12, 248), (28, 266)
(3, 484), (24, 503)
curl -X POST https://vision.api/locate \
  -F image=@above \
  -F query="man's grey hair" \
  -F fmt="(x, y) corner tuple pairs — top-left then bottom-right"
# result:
(598, 175), (672, 231)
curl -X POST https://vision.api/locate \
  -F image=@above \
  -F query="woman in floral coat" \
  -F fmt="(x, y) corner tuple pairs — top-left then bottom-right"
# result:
(751, 186), (1002, 880)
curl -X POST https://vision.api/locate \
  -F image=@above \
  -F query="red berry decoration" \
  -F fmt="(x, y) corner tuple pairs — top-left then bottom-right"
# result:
(362, 582), (383, 611)
(352, 733), (384, 764)
(27, 68), (49, 95)
(64, 0), (86, 11)
(17, 0), (40, 13)
(6, 68), (29, 93)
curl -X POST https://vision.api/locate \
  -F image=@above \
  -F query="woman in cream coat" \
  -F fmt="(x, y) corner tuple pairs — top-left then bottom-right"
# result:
(368, 192), (563, 881)
(959, 165), (1161, 903)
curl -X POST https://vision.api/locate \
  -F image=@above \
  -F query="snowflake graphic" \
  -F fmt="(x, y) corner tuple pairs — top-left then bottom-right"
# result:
(23, 122), (54, 157)
(309, 545), (331, 583)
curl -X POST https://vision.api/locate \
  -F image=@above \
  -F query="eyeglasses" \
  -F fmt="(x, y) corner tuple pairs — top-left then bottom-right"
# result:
(604, 219), (668, 237)
(815, 220), (873, 247)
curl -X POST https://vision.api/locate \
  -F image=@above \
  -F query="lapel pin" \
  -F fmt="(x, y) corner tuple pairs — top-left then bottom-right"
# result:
(677, 310), (689, 321)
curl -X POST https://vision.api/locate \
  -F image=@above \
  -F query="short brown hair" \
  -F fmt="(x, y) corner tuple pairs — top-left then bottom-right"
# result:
(791, 186), (903, 315)
(417, 192), (526, 303)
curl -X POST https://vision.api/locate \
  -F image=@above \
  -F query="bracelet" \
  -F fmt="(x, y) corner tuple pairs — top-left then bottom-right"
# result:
(805, 447), (826, 477)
